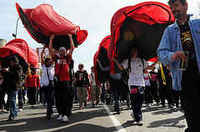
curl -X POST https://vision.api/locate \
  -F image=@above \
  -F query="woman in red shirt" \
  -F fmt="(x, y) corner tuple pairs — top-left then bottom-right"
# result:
(49, 34), (74, 122)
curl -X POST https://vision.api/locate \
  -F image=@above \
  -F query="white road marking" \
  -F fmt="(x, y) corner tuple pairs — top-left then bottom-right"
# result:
(103, 105), (127, 132)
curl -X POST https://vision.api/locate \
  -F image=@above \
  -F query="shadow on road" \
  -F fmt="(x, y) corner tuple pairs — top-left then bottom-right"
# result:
(147, 115), (185, 128)
(0, 105), (111, 132)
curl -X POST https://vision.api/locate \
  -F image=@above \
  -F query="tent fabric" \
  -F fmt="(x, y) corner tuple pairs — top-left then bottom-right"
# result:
(109, 1), (175, 73)
(29, 4), (79, 36)
(16, 3), (88, 49)
(94, 35), (112, 83)
(0, 39), (39, 68)
(111, 1), (175, 46)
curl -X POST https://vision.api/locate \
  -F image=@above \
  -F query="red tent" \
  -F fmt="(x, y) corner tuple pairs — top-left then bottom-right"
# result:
(0, 39), (39, 68)
(94, 35), (112, 83)
(110, 1), (175, 61)
(16, 3), (88, 50)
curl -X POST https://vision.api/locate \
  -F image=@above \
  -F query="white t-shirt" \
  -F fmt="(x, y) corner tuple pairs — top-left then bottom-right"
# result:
(122, 58), (148, 87)
(144, 73), (151, 86)
(40, 64), (55, 87)
(89, 72), (96, 86)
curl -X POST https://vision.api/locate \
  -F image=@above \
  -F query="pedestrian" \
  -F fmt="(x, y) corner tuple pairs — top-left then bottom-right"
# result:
(75, 64), (90, 109)
(97, 58), (122, 114)
(157, 0), (200, 131)
(144, 71), (153, 107)
(149, 70), (160, 105)
(96, 59), (110, 104)
(0, 70), (6, 112)
(157, 63), (173, 108)
(89, 66), (100, 107)
(121, 48), (154, 125)
(25, 65), (40, 107)
(49, 34), (74, 122)
(4, 56), (23, 120)
(40, 47), (55, 119)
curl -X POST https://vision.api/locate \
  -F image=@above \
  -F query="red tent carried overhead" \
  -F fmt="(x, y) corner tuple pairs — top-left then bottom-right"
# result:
(110, 1), (175, 61)
(94, 35), (112, 83)
(0, 39), (39, 68)
(16, 3), (88, 50)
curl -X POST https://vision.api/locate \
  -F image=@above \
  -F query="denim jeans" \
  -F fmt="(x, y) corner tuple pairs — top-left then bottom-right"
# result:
(8, 90), (17, 118)
(18, 88), (24, 109)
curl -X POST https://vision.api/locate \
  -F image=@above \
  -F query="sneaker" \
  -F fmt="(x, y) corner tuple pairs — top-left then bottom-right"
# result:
(18, 109), (23, 112)
(57, 115), (63, 120)
(116, 111), (120, 114)
(84, 102), (87, 107)
(136, 121), (143, 126)
(8, 115), (15, 121)
(62, 115), (69, 122)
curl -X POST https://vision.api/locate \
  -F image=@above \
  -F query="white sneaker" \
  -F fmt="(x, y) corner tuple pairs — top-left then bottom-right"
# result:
(136, 121), (143, 126)
(62, 115), (69, 122)
(18, 109), (23, 112)
(57, 115), (63, 120)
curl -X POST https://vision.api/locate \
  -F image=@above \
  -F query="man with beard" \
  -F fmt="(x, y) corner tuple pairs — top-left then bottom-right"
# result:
(157, 0), (200, 131)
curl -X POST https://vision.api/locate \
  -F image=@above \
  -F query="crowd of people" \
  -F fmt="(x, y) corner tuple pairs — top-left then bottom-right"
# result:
(0, 0), (199, 132)
(0, 45), (183, 123)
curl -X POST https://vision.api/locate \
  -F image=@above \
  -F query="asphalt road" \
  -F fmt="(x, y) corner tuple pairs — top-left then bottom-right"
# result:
(0, 102), (187, 132)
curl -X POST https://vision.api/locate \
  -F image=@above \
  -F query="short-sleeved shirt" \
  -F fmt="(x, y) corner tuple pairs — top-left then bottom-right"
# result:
(54, 54), (72, 82)
(40, 64), (55, 87)
(122, 58), (148, 87)
(25, 74), (40, 88)
(75, 70), (89, 87)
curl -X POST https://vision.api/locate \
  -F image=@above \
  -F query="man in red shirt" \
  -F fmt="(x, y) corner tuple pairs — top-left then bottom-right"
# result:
(25, 67), (40, 106)
(49, 34), (74, 122)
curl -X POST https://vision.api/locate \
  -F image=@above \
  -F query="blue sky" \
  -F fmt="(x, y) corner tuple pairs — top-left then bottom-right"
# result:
(0, 0), (199, 71)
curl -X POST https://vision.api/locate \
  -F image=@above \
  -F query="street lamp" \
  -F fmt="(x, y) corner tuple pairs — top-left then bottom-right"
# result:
(12, 17), (20, 39)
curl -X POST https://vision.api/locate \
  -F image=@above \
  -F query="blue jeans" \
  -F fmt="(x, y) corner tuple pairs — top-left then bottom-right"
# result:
(18, 88), (24, 109)
(8, 90), (17, 118)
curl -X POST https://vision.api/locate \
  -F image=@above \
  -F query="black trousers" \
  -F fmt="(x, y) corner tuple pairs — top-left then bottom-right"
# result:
(144, 86), (153, 104)
(130, 86), (144, 122)
(27, 87), (37, 105)
(159, 84), (173, 106)
(150, 80), (160, 103)
(182, 70), (200, 132)
(172, 90), (183, 108)
(0, 88), (5, 109)
(109, 78), (121, 112)
(55, 81), (73, 117)
(43, 85), (55, 114)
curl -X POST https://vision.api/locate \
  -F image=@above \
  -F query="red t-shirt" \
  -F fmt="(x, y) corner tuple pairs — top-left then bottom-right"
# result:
(55, 54), (72, 82)
(25, 74), (40, 88)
